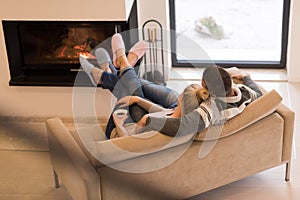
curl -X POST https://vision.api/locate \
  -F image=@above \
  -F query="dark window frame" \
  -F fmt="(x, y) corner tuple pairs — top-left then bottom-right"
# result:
(169, 0), (291, 69)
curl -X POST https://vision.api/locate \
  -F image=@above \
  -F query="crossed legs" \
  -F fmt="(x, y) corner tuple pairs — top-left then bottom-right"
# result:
(80, 33), (179, 106)
(80, 33), (147, 86)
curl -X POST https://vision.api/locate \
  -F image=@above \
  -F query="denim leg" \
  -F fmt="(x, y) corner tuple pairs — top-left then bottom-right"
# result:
(100, 71), (119, 93)
(100, 67), (177, 108)
(108, 63), (118, 74)
(100, 67), (144, 100)
(113, 68), (144, 100)
(104, 68), (146, 138)
(140, 80), (179, 108)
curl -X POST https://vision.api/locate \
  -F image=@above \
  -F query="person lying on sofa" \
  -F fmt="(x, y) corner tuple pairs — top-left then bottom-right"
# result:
(80, 33), (262, 139)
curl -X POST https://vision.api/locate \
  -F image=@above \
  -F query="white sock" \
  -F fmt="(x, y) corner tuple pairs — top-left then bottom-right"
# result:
(80, 55), (98, 86)
(80, 56), (94, 74)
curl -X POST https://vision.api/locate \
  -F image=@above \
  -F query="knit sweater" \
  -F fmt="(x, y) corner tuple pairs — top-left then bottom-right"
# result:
(145, 76), (263, 137)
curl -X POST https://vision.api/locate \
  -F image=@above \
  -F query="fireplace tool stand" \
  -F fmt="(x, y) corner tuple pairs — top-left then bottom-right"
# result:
(141, 20), (166, 85)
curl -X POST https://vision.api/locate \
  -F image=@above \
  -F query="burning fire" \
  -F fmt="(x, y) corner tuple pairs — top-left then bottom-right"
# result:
(56, 45), (92, 60)
(79, 52), (95, 59)
(79, 52), (89, 58)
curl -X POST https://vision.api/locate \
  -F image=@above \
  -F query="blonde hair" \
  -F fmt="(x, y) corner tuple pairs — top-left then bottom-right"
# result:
(181, 84), (209, 115)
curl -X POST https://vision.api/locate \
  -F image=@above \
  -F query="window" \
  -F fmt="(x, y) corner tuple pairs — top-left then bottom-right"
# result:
(169, 0), (291, 68)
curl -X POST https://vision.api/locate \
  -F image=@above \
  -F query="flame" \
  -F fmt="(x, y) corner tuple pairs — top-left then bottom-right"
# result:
(59, 46), (67, 57)
(78, 52), (95, 60)
(79, 52), (89, 58)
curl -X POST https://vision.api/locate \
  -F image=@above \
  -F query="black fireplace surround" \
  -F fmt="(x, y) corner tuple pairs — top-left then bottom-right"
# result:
(2, 2), (138, 86)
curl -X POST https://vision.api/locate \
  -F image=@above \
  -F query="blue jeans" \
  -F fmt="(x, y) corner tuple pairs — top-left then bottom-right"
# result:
(101, 67), (179, 138)
(100, 66), (179, 108)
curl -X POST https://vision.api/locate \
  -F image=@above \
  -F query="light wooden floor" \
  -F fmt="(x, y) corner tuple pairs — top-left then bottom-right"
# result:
(0, 71), (299, 200)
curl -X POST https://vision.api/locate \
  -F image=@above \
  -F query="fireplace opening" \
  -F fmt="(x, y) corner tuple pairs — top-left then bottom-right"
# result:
(20, 22), (112, 66)
(3, 21), (137, 86)
(2, 1), (138, 86)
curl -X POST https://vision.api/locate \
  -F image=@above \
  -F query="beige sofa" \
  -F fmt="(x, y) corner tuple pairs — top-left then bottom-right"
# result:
(46, 89), (295, 200)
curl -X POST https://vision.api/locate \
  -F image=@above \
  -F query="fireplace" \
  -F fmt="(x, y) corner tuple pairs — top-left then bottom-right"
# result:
(2, 1), (138, 86)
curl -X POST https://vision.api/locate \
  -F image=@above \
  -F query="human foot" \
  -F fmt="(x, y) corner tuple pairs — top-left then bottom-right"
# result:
(111, 33), (133, 71)
(95, 47), (118, 74)
(127, 40), (148, 67)
(111, 33), (125, 67)
(80, 55), (101, 86)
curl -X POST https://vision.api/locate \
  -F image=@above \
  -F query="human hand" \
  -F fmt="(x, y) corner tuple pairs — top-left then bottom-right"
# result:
(117, 96), (140, 107)
(137, 114), (149, 127)
(231, 70), (250, 80)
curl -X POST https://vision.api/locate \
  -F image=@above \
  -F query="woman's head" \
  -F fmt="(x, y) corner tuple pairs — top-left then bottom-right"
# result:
(180, 84), (208, 115)
(202, 65), (232, 97)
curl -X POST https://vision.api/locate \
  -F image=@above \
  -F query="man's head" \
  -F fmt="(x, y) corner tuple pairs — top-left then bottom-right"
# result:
(202, 65), (232, 97)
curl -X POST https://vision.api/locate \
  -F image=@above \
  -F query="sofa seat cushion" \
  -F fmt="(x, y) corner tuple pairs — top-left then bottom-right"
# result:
(195, 89), (282, 141)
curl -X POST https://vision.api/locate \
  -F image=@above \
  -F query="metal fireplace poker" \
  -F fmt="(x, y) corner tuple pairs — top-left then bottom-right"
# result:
(142, 20), (166, 85)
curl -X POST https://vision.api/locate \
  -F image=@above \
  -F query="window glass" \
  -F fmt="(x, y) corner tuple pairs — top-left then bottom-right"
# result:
(170, 0), (290, 68)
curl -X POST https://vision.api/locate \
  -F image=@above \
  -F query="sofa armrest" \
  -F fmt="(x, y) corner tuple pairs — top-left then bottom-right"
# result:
(46, 118), (101, 200)
(276, 103), (295, 162)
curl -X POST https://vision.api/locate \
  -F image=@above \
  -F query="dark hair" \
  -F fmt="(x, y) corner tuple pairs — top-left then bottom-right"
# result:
(202, 65), (232, 97)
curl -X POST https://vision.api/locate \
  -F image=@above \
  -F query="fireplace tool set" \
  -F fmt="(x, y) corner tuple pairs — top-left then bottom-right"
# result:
(141, 20), (166, 85)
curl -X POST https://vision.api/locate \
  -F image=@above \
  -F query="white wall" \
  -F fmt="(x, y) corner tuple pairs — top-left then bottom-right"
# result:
(137, 0), (169, 31)
(137, 0), (172, 79)
(0, 0), (129, 21)
(287, 0), (300, 82)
